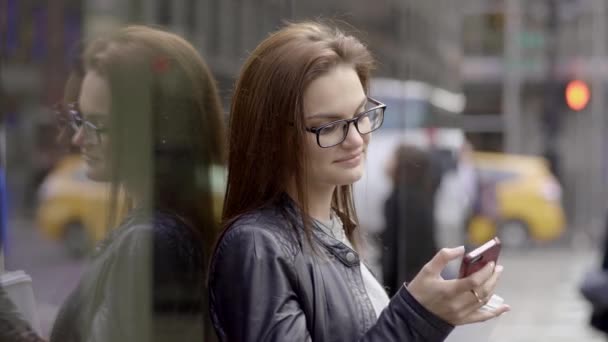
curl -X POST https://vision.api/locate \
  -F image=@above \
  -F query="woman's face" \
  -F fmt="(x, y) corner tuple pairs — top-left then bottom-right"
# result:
(302, 64), (370, 188)
(73, 70), (111, 181)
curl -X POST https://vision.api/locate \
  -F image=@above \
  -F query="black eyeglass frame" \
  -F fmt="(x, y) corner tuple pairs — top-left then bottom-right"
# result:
(53, 102), (108, 145)
(305, 96), (386, 148)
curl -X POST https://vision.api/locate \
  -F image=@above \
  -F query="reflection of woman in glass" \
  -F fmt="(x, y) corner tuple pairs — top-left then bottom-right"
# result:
(0, 25), (224, 342)
(209, 21), (509, 341)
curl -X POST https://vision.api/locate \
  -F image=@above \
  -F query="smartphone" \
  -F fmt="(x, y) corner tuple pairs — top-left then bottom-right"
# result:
(458, 237), (501, 278)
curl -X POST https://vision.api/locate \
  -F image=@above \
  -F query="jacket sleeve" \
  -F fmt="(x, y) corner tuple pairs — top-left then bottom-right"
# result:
(87, 224), (207, 342)
(361, 285), (453, 341)
(209, 224), (312, 342)
(210, 223), (453, 342)
(87, 225), (154, 342)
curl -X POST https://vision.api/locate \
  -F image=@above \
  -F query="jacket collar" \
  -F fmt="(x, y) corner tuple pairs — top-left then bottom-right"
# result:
(278, 193), (361, 267)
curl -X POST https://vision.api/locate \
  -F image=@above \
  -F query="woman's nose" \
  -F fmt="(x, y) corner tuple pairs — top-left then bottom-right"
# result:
(342, 122), (364, 148)
(71, 126), (86, 147)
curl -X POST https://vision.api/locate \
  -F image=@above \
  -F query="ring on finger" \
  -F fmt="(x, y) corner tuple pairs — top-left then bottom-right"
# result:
(470, 289), (483, 304)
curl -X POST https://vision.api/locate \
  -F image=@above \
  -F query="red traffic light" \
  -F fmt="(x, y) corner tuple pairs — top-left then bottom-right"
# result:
(565, 80), (590, 111)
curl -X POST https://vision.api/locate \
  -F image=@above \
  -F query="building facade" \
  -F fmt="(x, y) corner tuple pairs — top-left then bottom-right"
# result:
(2, 0), (464, 213)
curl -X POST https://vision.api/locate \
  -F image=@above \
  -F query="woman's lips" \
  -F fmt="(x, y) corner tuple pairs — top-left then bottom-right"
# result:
(335, 153), (362, 167)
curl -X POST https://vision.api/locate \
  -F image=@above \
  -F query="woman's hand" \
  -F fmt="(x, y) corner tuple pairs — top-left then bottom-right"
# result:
(406, 246), (510, 325)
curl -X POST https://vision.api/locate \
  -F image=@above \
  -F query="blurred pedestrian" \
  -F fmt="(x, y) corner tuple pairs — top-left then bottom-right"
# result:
(382, 144), (438, 296)
(581, 214), (608, 336)
(208, 21), (509, 342)
(0, 25), (225, 341)
(434, 140), (478, 256)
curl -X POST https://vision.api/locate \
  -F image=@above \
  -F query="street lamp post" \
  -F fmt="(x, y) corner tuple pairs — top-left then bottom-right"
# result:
(504, 0), (522, 153)
(590, 0), (607, 241)
(542, 0), (561, 181)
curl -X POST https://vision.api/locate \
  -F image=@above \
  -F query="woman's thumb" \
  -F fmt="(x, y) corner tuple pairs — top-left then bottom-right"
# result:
(427, 246), (465, 274)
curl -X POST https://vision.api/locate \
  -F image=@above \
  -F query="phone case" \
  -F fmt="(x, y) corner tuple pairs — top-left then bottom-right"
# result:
(458, 237), (501, 278)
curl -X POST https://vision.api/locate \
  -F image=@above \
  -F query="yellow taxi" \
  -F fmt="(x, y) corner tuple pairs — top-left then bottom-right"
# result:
(36, 155), (225, 258)
(36, 155), (113, 258)
(467, 152), (566, 248)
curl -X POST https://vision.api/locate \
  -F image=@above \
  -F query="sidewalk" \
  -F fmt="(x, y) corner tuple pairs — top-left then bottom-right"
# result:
(476, 246), (605, 341)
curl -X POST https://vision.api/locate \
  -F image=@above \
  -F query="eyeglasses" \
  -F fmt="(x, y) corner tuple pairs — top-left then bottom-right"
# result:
(53, 102), (107, 145)
(305, 97), (386, 148)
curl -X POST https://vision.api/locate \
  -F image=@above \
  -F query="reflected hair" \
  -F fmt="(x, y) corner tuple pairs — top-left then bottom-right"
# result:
(83, 25), (225, 271)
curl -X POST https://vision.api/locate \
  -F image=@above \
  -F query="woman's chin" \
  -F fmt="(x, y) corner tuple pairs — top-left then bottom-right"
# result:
(331, 168), (364, 186)
(85, 166), (109, 182)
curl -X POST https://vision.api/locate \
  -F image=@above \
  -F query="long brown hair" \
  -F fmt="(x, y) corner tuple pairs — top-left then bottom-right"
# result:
(83, 25), (224, 339)
(223, 21), (374, 249)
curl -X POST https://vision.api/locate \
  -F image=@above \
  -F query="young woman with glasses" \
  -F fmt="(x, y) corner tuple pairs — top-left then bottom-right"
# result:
(208, 21), (509, 341)
(0, 25), (225, 342)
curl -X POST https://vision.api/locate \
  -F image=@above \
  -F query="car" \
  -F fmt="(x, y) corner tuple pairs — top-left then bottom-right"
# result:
(467, 151), (567, 248)
(35, 155), (113, 258)
(36, 155), (225, 258)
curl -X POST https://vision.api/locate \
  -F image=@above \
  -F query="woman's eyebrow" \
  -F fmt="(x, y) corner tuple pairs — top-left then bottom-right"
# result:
(307, 97), (367, 120)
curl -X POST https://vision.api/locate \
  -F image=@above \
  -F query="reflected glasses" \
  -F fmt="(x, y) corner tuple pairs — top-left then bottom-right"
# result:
(53, 102), (107, 145)
(305, 97), (386, 148)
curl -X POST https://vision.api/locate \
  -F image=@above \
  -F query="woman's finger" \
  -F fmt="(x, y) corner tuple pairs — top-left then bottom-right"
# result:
(458, 304), (511, 325)
(445, 261), (495, 295)
(447, 265), (505, 322)
(425, 247), (466, 276)
(440, 288), (490, 324)
(478, 265), (504, 301)
(458, 289), (492, 319)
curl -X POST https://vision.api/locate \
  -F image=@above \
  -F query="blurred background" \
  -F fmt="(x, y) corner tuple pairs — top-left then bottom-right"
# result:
(2, 0), (608, 340)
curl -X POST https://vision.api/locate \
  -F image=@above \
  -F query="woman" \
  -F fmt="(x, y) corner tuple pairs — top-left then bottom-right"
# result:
(209, 21), (509, 341)
(45, 25), (224, 341)
(382, 145), (438, 295)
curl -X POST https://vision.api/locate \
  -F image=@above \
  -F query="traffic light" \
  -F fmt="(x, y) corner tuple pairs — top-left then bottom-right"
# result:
(565, 79), (590, 111)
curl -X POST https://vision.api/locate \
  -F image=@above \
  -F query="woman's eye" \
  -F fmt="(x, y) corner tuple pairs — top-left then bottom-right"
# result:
(88, 119), (107, 129)
(319, 124), (339, 135)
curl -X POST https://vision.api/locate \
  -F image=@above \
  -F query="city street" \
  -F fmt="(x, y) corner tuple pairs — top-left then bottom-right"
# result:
(5, 0), (608, 341)
(4, 217), (607, 341)
(453, 244), (607, 342)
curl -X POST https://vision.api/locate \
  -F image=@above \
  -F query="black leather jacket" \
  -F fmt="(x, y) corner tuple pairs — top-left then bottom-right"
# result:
(50, 209), (210, 342)
(209, 195), (453, 341)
